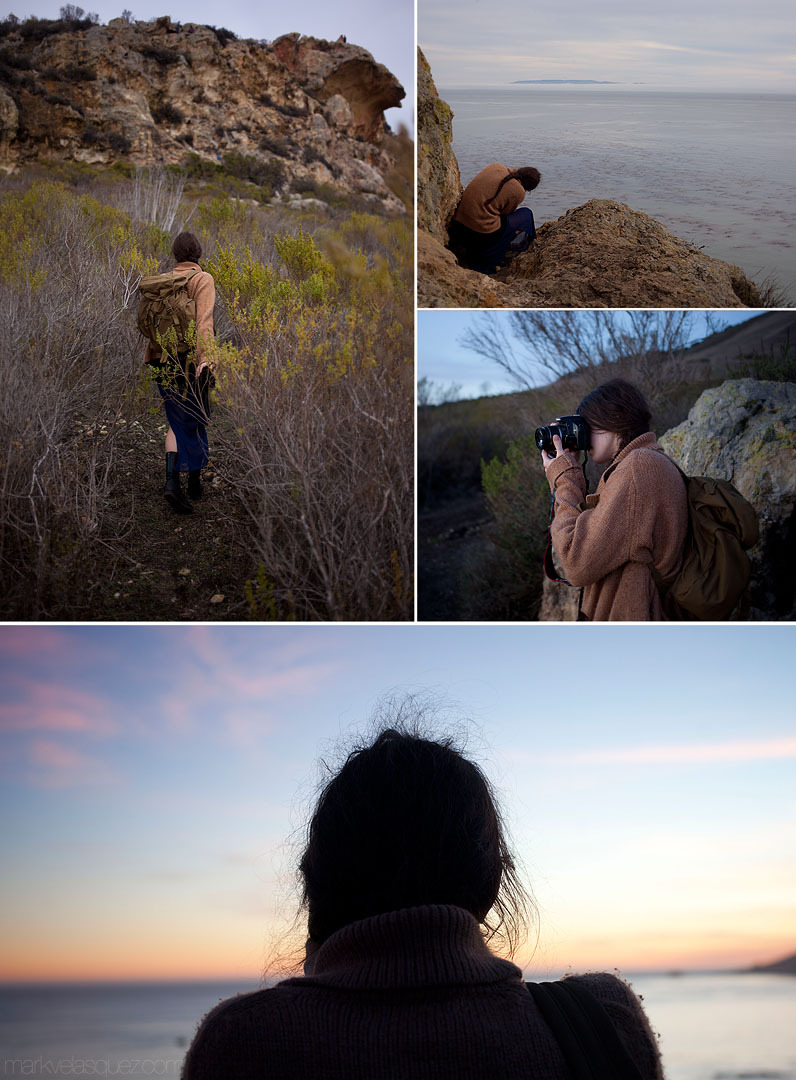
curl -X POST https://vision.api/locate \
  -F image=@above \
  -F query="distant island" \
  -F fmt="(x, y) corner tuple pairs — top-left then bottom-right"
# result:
(512, 80), (619, 85)
(743, 951), (796, 975)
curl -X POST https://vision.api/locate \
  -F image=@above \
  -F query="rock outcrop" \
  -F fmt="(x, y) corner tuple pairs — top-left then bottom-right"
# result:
(0, 17), (406, 212)
(659, 379), (796, 620)
(417, 48), (460, 243)
(501, 200), (760, 308)
(417, 53), (761, 308)
(541, 379), (796, 620)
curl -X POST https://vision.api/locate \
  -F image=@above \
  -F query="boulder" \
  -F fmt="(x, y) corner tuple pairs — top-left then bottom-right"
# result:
(502, 200), (760, 309)
(659, 379), (796, 620)
(417, 47), (461, 243)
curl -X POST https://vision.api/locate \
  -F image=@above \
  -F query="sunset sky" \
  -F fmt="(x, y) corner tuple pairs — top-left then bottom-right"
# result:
(1, 625), (794, 982)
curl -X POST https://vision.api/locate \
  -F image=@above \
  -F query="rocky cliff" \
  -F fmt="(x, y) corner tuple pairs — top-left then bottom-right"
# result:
(541, 379), (796, 621)
(417, 49), (761, 308)
(0, 15), (406, 212)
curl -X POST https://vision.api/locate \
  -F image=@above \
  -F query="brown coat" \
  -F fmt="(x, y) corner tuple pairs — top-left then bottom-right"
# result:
(454, 163), (526, 234)
(546, 432), (688, 621)
(143, 261), (216, 364)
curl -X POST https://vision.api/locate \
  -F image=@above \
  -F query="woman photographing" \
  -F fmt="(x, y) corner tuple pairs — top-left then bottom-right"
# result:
(449, 163), (541, 275)
(183, 725), (663, 1079)
(541, 379), (688, 621)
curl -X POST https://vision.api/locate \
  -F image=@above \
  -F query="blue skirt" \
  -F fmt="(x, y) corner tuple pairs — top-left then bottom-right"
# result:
(154, 359), (212, 473)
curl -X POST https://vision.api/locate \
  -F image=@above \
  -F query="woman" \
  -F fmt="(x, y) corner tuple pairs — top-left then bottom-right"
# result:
(542, 379), (688, 621)
(449, 164), (541, 275)
(143, 232), (216, 514)
(182, 726), (663, 1079)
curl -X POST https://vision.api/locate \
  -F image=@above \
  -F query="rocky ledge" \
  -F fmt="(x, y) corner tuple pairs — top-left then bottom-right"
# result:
(417, 47), (761, 307)
(0, 16), (406, 213)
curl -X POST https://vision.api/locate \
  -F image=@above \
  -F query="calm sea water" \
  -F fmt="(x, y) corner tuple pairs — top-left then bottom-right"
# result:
(443, 87), (796, 304)
(1, 974), (794, 1077)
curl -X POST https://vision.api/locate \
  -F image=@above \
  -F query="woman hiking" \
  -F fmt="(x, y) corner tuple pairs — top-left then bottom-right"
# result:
(449, 163), (540, 275)
(141, 232), (216, 514)
(541, 379), (688, 621)
(182, 725), (664, 1079)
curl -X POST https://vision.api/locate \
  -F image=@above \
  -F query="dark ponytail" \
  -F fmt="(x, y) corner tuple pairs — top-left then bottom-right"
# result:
(488, 166), (541, 206)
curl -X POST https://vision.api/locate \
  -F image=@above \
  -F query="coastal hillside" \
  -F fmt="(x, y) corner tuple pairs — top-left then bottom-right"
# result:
(0, 13), (406, 213)
(417, 48), (763, 309)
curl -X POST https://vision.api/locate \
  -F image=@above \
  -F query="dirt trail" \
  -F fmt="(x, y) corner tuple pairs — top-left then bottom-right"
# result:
(86, 414), (254, 621)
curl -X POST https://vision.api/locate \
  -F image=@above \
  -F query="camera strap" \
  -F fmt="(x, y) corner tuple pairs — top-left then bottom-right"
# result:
(543, 493), (572, 585)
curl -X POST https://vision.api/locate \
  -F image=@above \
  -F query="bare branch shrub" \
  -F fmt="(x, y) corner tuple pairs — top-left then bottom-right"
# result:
(0, 178), (160, 616)
(205, 220), (413, 620)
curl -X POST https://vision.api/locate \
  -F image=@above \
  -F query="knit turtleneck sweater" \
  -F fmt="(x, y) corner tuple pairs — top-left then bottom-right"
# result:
(181, 905), (663, 1080)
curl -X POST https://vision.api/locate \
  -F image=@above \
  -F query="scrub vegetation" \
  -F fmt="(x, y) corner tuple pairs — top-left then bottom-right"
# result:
(0, 162), (413, 620)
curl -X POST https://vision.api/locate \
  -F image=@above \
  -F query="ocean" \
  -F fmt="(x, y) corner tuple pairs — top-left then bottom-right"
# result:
(1, 973), (794, 1077)
(442, 87), (796, 305)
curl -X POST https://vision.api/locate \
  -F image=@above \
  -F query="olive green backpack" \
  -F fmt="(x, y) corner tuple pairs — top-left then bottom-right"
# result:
(137, 268), (200, 359)
(653, 462), (759, 621)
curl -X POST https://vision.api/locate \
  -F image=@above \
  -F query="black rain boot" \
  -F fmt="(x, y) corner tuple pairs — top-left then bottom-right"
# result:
(187, 469), (203, 500)
(164, 452), (193, 514)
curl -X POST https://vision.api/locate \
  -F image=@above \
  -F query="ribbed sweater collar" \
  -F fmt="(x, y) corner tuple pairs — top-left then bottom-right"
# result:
(602, 431), (662, 482)
(295, 905), (523, 991)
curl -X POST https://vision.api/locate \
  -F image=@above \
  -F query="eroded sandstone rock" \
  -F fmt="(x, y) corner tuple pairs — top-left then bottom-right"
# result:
(0, 20), (406, 212)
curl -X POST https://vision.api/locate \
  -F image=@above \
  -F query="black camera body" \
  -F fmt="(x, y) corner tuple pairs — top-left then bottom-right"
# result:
(534, 414), (591, 456)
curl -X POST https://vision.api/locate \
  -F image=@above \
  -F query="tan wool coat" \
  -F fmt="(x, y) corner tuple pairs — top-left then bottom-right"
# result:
(546, 432), (688, 621)
(453, 163), (526, 234)
(144, 261), (216, 365)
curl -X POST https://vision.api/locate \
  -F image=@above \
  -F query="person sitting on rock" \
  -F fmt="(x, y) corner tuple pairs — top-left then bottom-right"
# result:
(448, 164), (540, 275)
(541, 379), (688, 621)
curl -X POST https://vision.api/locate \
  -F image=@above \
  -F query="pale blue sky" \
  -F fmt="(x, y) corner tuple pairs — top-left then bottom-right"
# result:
(420, 0), (795, 92)
(1, 625), (795, 978)
(8, 0), (414, 133)
(418, 310), (768, 400)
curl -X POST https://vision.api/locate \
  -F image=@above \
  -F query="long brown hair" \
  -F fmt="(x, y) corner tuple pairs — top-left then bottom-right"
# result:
(577, 379), (652, 451)
(487, 166), (541, 206)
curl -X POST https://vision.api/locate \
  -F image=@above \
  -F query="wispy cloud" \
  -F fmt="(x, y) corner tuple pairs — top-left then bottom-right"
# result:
(0, 681), (116, 735)
(27, 738), (119, 788)
(518, 736), (796, 766)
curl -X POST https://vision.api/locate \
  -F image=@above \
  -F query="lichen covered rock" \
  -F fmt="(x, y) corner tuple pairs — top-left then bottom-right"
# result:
(417, 47), (461, 243)
(660, 379), (796, 619)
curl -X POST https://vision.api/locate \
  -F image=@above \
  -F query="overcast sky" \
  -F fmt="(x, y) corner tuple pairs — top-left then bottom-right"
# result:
(2, 625), (794, 980)
(9, 0), (414, 132)
(420, 0), (796, 92)
(418, 310), (768, 400)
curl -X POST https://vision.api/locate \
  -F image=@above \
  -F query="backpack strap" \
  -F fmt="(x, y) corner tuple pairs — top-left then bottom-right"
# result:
(526, 979), (644, 1080)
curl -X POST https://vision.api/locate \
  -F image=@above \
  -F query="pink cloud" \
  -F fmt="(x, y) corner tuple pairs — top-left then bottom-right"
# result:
(0, 627), (70, 657)
(27, 738), (118, 788)
(572, 736), (796, 765)
(0, 681), (116, 735)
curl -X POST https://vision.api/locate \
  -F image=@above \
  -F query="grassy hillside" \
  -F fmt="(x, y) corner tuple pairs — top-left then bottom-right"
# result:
(0, 161), (413, 620)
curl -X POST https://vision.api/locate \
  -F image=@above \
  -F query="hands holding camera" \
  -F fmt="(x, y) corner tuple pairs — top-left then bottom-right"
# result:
(540, 433), (581, 472)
